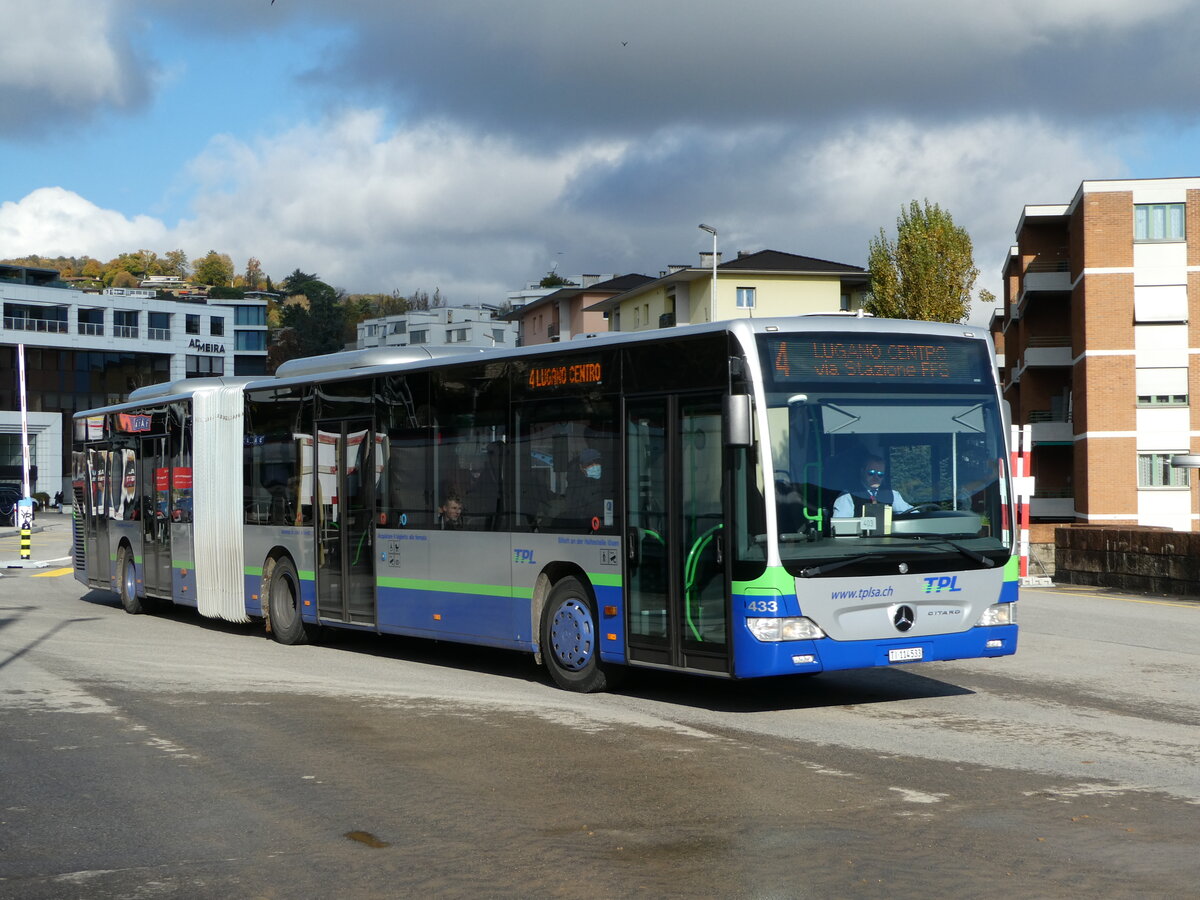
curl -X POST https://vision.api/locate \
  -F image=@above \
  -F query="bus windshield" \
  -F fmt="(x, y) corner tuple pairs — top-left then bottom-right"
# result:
(758, 333), (1011, 575)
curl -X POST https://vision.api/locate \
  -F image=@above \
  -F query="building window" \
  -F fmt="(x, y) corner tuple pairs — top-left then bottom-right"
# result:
(1135, 368), (1188, 406)
(185, 355), (225, 378)
(410, 329), (428, 344)
(1135, 203), (1185, 242)
(186, 314), (201, 335)
(1138, 452), (1190, 488)
(235, 306), (266, 326)
(113, 310), (139, 339)
(235, 330), (266, 351)
(390, 322), (406, 335)
(211, 316), (224, 336)
(447, 327), (469, 343)
(736, 287), (756, 309)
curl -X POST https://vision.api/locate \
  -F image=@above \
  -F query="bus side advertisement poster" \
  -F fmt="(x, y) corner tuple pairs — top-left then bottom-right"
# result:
(764, 334), (988, 387)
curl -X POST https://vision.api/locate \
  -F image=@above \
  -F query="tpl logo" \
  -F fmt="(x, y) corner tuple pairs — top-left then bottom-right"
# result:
(513, 549), (537, 565)
(923, 575), (962, 594)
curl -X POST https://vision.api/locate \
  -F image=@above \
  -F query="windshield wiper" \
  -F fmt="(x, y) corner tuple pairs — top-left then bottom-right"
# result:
(800, 553), (887, 578)
(938, 540), (995, 567)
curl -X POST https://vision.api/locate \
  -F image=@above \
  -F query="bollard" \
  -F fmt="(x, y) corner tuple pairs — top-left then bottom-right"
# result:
(17, 498), (33, 560)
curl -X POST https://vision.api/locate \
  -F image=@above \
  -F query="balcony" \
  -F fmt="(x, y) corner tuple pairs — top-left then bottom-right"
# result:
(1028, 409), (1072, 444)
(3, 316), (67, 333)
(113, 325), (139, 339)
(77, 322), (104, 336)
(1031, 488), (1075, 520)
(1022, 335), (1072, 368)
(148, 328), (171, 341)
(547, 322), (560, 342)
(1024, 257), (1071, 294)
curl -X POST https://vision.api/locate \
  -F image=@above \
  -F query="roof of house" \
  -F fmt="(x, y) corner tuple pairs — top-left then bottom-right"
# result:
(501, 273), (653, 320)
(715, 249), (865, 274)
(586, 249), (866, 312)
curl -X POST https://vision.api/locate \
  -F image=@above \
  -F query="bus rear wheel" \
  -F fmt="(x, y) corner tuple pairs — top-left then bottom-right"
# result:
(541, 576), (613, 693)
(117, 545), (145, 615)
(267, 557), (311, 645)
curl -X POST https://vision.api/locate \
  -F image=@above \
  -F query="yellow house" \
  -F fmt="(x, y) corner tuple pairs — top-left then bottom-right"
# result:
(587, 249), (869, 332)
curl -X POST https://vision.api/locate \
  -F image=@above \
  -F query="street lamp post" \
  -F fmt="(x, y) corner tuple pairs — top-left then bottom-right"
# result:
(698, 224), (717, 314)
(1171, 454), (1200, 532)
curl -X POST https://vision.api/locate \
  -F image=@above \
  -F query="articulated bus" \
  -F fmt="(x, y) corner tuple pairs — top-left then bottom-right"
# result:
(72, 316), (1017, 692)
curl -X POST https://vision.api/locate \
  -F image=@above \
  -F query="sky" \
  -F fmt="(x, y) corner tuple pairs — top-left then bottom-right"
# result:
(2, 0), (1199, 324)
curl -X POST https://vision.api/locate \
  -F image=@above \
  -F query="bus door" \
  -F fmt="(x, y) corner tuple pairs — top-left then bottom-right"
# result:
(315, 418), (377, 626)
(624, 395), (729, 674)
(137, 436), (172, 596)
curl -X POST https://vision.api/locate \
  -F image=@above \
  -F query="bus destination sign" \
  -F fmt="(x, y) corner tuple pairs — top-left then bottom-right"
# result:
(528, 361), (603, 390)
(765, 335), (987, 386)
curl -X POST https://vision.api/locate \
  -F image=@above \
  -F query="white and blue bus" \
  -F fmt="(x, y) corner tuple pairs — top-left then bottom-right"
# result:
(72, 316), (1017, 691)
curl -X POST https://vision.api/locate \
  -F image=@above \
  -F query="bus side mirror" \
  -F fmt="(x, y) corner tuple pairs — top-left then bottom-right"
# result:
(723, 394), (752, 447)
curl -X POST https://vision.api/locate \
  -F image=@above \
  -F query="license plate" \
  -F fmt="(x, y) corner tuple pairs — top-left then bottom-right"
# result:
(888, 647), (923, 663)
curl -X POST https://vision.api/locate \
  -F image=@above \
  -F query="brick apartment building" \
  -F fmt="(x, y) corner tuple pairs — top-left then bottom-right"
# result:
(993, 177), (1200, 538)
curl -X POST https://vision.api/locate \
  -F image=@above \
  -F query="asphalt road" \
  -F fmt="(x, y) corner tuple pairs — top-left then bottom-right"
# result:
(2, 538), (1199, 898)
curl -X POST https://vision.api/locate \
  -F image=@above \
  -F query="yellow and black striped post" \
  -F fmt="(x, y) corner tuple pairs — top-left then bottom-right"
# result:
(17, 499), (33, 560)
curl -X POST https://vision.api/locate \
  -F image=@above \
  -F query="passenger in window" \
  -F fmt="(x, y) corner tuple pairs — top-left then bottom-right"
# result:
(833, 455), (913, 518)
(438, 493), (465, 530)
(568, 448), (608, 531)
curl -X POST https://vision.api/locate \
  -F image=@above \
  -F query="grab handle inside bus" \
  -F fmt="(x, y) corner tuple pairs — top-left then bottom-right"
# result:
(723, 394), (752, 447)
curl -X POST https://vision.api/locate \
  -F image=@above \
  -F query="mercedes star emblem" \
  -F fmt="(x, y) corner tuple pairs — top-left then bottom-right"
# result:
(893, 605), (915, 632)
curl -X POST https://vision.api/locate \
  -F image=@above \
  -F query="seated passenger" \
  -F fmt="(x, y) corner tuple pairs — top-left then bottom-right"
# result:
(438, 492), (465, 530)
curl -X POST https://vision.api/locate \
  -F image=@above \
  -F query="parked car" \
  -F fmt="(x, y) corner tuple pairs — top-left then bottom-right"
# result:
(0, 484), (40, 526)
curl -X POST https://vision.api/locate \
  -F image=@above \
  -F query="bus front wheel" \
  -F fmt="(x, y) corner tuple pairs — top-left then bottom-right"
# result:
(117, 545), (145, 615)
(267, 557), (311, 645)
(541, 576), (612, 693)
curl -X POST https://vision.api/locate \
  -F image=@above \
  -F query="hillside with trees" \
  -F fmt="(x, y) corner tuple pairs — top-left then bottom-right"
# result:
(3, 249), (448, 371)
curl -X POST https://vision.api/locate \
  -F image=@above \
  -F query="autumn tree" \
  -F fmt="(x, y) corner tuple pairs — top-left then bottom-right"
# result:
(866, 200), (981, 323)
(244, 257), (265, 290)
(192, 250), (235, 287)
(164, 249), (190, 279)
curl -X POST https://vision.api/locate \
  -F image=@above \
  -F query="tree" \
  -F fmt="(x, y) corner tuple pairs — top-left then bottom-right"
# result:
(277, 280), (346, 359)
(539, 270), (575, 288)
(164, 249), (190, 279)
(281, 269), (320, 296)
(244, 257), (265, 291)
(866, 200), (979, 323)
(192, 250), (235, 287)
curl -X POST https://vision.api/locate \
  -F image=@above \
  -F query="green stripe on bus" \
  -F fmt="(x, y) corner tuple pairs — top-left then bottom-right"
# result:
(245, 565), (263, 577)
(1004, 556), (1019, 581)
(733, 565), (795, 595)
(377, 576), (513, 597)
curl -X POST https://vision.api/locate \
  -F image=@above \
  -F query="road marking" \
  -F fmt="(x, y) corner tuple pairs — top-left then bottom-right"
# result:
(32, 567), (74, 578)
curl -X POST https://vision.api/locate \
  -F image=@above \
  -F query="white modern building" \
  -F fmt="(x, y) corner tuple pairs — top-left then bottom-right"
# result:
(356, 305), (518, 351)
(0, 263), (269, 498)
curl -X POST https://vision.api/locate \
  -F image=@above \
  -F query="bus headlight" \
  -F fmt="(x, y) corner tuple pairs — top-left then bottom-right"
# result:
(976, 602), (1016, 627)
(747, 617), (826, 642)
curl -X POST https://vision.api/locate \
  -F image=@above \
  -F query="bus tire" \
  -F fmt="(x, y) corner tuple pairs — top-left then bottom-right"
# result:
(117, 545), (145, 615)
(267, 557), (311, 645)
(541, 576), (610, 693)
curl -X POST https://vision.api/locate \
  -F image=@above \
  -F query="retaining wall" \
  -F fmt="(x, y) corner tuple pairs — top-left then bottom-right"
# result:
(1055, 526), (1200, 596)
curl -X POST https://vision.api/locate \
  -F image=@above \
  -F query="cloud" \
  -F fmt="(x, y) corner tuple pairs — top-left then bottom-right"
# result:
(0, 187), (167, 257)
(0, 0), (154, 136)
(283, 0), (1200, 139)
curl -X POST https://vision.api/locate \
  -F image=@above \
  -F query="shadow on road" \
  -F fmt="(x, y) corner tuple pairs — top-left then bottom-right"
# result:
(71, 590), (976, 711)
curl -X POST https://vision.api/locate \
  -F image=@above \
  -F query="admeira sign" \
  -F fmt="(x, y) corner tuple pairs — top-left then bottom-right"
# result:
(188, 339), (226, 354)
